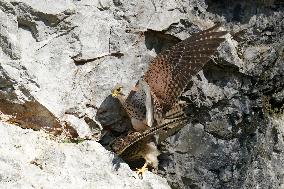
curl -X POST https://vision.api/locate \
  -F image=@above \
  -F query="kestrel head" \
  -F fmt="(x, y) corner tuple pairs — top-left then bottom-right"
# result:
(111, 84), (124, 98)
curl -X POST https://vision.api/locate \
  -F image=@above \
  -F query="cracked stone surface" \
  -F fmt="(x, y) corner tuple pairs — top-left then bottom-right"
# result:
(0, 0), (283, 188)
(0, 122), (170, 189)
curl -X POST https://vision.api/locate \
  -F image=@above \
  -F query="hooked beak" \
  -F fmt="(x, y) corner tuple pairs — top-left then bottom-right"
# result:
(111, 91), (118, 97)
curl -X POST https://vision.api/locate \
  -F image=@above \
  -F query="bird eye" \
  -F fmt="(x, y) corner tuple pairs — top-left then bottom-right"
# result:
(117, 86), (123, 92)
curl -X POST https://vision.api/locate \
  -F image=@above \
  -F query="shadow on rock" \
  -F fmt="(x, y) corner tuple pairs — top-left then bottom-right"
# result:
(0, 67), (78, 138)
(205, 0), (284, 23)
(96, 95), (132, 146)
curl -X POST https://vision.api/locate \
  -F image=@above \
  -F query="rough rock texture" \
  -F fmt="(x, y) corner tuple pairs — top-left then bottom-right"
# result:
(0, 122), (170, 189)
(0, 0), (283, 188)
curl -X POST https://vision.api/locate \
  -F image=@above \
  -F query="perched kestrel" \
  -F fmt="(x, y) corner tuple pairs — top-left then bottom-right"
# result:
(108, 24), (227, 175)
(109, 103), (188, 176)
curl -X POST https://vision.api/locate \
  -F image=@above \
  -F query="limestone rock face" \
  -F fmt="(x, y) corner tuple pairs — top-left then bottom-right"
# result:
(0, 0), (283, 188)
(0, 122), (170, 189)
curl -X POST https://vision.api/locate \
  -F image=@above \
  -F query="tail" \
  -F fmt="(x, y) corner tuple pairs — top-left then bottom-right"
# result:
(113, 103), (188, 155)
(156, 103), (188, 142)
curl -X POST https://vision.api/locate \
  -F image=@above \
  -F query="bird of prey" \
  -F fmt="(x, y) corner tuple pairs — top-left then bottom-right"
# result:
(108, 24), (227, 175)
(109, 103), (188, 175)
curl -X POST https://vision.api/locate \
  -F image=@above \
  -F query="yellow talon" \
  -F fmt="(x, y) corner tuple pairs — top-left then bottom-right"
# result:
(136, 162), (148, 177)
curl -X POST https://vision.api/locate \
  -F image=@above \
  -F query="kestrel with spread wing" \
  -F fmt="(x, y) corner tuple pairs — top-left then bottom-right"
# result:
(106, 24), (227, 176)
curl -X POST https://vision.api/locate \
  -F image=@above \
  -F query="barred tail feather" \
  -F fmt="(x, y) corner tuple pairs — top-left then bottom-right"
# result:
(114, 107), (188, 155)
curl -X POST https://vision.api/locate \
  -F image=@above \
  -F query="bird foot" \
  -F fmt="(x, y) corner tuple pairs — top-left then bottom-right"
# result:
(136, 164), (148, 178)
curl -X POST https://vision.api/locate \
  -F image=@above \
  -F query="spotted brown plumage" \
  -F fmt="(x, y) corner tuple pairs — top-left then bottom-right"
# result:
(109, 105), (188, 176)
(111, 107), (188, 156)
(107, 24), (227, 176)
(124, 82), (147, 123)
(144, 24), (227, 115)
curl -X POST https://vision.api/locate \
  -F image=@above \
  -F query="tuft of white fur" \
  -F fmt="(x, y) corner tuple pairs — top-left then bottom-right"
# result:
(143, 142), (160, 168)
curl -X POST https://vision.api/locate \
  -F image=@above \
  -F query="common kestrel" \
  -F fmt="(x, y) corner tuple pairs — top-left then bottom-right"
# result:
(107, 24), (227, 176)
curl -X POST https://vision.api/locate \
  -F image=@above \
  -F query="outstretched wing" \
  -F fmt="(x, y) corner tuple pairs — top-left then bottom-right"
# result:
(143, 24), (227, 115)
(110, 106), (188, 159)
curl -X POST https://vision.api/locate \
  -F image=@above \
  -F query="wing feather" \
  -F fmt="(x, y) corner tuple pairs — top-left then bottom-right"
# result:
(143, 25), (227, 114)
(111, 108), (188, 157)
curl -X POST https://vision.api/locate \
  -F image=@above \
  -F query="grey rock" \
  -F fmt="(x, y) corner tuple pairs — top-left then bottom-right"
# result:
(157, 2), (284, 189)
(0, 122), (170, 189)
(0, 0), (283, 188)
